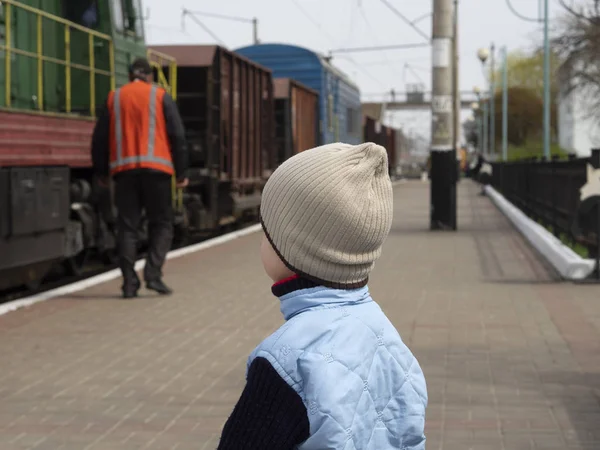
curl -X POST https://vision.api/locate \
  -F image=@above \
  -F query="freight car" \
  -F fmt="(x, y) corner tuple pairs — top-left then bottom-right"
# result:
(148, 45), (276, 238)
(0, 4), (365, 294)
(273, 78), (319, 165)
(0, 0), (179, 290)
(235, 43), (363, 146)
(363, 115), (401, 178)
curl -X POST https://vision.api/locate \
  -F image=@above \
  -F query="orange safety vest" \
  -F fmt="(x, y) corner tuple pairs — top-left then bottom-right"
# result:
(108, 81), (174, 176)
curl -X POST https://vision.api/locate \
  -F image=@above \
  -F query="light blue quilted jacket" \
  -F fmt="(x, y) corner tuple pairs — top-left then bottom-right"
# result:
(248, 285), (428, 449)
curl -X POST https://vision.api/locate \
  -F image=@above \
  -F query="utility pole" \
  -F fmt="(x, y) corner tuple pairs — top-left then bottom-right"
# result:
(502, 46), (508, 161)
(453, 0), (460, 154)
(430, 0), (456, 230)
(483, 100), (488, 156)
(490, 43), (496, 159)
(252, 18), (259, 45)
(543, 0), (550, 159)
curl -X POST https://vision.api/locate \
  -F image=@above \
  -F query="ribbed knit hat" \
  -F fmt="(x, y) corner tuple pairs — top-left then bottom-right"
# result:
(260, 142), (393, 289)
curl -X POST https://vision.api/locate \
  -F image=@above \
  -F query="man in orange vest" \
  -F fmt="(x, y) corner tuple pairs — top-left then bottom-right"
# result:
(91, 58), (189, 298)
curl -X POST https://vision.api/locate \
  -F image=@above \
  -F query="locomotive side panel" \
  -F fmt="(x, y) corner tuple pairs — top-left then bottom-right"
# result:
(0, 166), (70, 290)
(0, 110), (94, 167)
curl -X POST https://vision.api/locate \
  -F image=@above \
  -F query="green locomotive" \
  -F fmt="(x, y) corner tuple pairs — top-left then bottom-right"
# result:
(0, 0), (177, 290)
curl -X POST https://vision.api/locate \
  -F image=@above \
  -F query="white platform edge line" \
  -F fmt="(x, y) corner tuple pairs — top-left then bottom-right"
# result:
(484, 185), (596, 281)
(0, 223), (263, 317)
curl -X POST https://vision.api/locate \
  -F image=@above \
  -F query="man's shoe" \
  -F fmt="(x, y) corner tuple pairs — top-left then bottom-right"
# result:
(146, 279), (173, 295)
(122, 289), (138, 299)
(122, 280), (141, 299)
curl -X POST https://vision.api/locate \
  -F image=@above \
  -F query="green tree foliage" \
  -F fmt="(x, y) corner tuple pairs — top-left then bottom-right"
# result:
(489, 87), (558, 147)
(491, 49), (560, 100)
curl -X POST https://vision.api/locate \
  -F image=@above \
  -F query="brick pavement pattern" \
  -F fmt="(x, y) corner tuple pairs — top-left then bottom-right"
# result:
(0, 180), (599, 449)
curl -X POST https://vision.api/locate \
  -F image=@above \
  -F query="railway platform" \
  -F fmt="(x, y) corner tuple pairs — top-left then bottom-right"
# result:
(1, 180), (599, 450)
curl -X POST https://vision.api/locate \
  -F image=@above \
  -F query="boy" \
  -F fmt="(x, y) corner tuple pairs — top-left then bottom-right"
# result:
(218, 142), (428, 449)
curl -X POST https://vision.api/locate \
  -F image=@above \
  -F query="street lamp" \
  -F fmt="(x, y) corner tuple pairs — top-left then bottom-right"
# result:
(471, 100), (481, 155)
(501, 46), (508, 162)
(476, 49), (491, 158)
(477, 48), (489, 64)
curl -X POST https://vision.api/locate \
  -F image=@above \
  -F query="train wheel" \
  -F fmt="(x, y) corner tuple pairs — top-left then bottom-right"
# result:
(24, 278), (42, 291)
(23, 268), (43, 291)
(64, 250), (90, 277)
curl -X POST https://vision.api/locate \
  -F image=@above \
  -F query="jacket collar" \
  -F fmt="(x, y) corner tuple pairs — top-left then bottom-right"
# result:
(272, 275), (372, 320)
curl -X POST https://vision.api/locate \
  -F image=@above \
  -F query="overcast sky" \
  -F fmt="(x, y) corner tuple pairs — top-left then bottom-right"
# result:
(143, 0), (565, 139)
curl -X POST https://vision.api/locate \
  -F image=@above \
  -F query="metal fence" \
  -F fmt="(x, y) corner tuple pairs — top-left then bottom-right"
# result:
(490, 150), (600, 256)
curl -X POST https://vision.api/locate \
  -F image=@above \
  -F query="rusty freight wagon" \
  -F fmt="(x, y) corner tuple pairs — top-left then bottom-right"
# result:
(363, 115), (399, 178)
(236, 43), (362, 145)
(273, 78), (319, 165)
(149, 45), (275, 235)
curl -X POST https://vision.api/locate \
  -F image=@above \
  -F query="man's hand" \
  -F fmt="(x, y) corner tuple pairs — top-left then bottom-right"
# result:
(176, 178), (189, 188)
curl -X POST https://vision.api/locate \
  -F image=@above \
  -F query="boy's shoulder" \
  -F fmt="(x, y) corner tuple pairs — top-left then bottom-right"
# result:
(246, 300), (411, 382)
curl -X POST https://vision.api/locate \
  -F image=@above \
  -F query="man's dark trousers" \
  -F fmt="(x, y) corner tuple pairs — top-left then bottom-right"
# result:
(114, 170), (173, 291)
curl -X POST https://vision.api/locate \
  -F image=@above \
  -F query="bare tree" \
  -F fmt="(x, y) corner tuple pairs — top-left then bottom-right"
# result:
(553, 0), (600, 124)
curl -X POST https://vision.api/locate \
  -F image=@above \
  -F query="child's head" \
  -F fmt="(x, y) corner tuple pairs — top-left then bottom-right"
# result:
(259, 142), (393, 288)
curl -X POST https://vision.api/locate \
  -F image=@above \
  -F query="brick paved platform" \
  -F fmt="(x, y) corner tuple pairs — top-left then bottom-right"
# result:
(1, 180), (599, 449)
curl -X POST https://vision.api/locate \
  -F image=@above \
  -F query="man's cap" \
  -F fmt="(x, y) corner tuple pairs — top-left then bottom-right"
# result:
(129, 58), (152, 77)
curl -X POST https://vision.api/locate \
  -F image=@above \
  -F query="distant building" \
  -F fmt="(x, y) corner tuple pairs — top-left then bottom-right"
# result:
(557, 65), (600, 157)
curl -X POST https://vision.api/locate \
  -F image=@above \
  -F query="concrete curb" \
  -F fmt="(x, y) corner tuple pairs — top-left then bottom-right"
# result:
(484, 185), (596, 281)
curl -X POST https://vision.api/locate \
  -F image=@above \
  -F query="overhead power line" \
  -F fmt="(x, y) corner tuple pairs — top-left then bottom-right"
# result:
(329, 43), (431, 55)
(182, 10), (254, 24)
(289, 0), (385, 88)
(504, 0), (541, 23)
(290, 0), (338, 44)
(182, 9), (226, 46)
(182, 8), (259, 44)
(411, 12), (432, 25)
(357, 1), (403, 80)
(379, 0), (430, 41)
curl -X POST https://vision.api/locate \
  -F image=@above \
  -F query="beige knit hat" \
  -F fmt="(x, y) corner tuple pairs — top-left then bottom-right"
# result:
(260, 142), (393, 289)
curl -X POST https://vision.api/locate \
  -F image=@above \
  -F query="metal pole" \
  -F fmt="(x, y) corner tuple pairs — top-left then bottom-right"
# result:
(253, 18), (259, 44)
(543, 0), (550, 159)
(430, 0), (456, 230)
(483, 99), (489, 157)
(452, 0), (459, 230)
(477, 114), (482, 153)
(490, 42), (495, 159)
(502, 46), (508, 161)
(453, 0), (460, 152)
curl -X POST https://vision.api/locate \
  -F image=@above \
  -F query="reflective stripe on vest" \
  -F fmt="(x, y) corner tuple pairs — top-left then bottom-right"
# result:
(110, 85), (174, 171)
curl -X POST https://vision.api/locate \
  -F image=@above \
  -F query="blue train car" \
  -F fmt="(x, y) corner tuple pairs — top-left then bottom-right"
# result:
(235, 43), (362, 145)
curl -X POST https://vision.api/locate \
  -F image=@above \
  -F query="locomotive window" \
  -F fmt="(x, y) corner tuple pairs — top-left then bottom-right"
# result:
(111, 0), (124, 31)
(131, 0), (144, 37)
(121, 0), (144, 37)
(64, 0), (99, 28)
